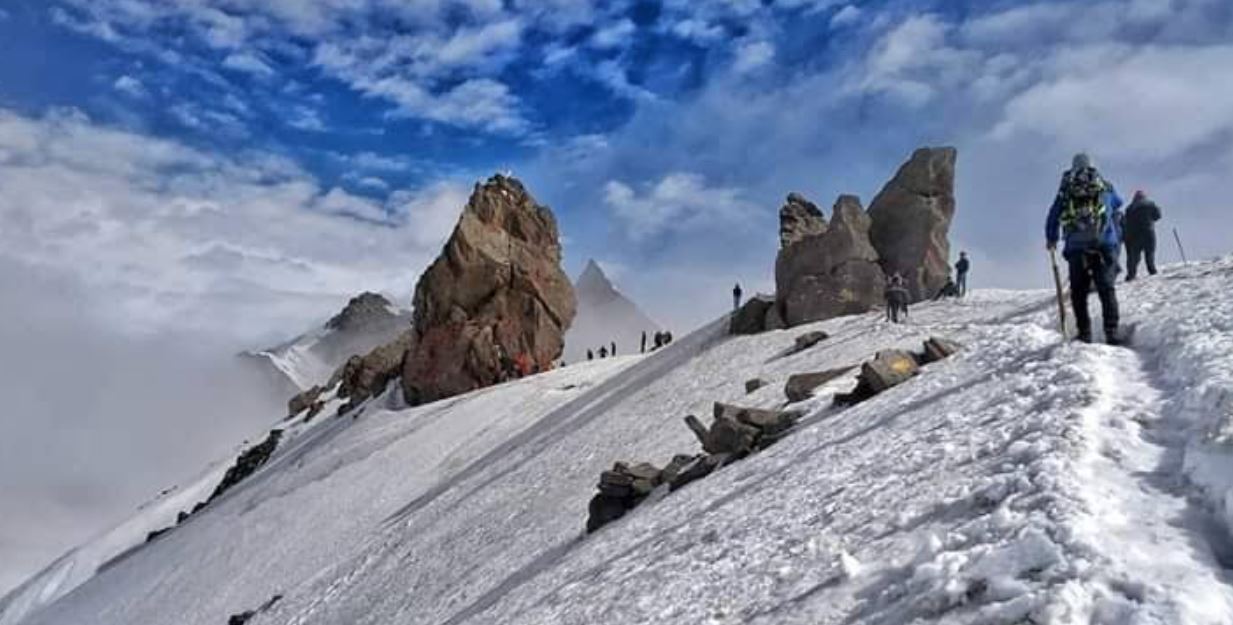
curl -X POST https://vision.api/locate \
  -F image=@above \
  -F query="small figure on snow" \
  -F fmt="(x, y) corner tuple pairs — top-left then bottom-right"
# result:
(885, 273), (910, 323)
(1124, 190), (1162, 281)
(955, 252), (970, 297)
(732, 283), (743, 311)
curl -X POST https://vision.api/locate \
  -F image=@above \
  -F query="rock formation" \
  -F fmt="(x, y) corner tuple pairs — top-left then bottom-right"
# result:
(564, 259), (659, 361)
(779, 193), (827, 248)
(867, 147), (958, 302)
(401, 174), (576, 404)
(775, 194), (886, 327)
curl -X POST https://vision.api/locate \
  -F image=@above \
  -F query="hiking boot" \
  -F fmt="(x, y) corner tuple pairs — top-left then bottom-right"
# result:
(1075, 333), (1093, 344)
(1105, 329), (1123, 346)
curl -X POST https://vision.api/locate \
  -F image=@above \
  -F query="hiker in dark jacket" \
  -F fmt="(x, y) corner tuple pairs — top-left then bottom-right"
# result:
(587, 349), (594, 361)
(732, 283), (743, 311)
(885, 274), (910, 323)
(933, 277), (960, 301)
(610, 341), (616, 356)
(1046, 153), (1125, 344)
(1123, 190), (1162, 281)
(955, 252), (970, 297)
(641, 331), (647, 353)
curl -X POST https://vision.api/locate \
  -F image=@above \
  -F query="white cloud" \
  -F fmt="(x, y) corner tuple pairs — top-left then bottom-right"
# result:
(222, 51), (275, 76)
(604, 173), (757, 241)
(591, 19), (636, 49)
(0, 107), (470, 340)
(734, 41), (775, 74)
(855, 14), (981, 106)
(830, 4), (862, 28)
(112, 75), (147, 98)
(287, 105), (328, 131)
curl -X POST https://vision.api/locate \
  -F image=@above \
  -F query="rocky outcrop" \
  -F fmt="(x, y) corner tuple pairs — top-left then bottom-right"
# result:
(779, 193), (827, 248)
(730, 295), (775, 335)
(776, 195), (886, 327)
(207, 430), (283, 504)
(685, 402), (803, 458)
(336, 329), (414, 411)
(868, 147), (958, 302)
(402, 174), (576, 404)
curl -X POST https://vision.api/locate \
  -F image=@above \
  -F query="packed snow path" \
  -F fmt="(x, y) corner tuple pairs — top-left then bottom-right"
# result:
(9, 258), (1233, 625)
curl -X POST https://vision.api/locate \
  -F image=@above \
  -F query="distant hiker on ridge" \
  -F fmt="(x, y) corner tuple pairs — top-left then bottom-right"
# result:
(885, 273), (910, 323)
(1046, 152), (1125, 345)
(610, 341), (616, 356)
(956, 252), (970, 297)
(641, 330), (647, 354)
(587, 349), (594, 361)
(1123, 190), (1162, 281)
(598, 346), (608, 358)
(733, 283), (743, 311)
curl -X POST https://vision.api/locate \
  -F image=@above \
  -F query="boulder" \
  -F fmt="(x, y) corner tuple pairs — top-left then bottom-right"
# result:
(287, 385), (324, 417)
(785, 367), (856, 403)
(776, 195), (887, 327)
(867, 147), (958, 302)
(764, 304), (786, 331)
(835, 349), (921, 405)
(793, 330), (830, 353)
(779, 193), (827, 248)
(685, 404), (804, 457)
(668, 453), (731, 491)
(745, 378), (768, 394)
(730, 295), (775, 335)
(921, 337), (962, 364)
(586, 460), (665, 533)
(402, 175), (576, 404)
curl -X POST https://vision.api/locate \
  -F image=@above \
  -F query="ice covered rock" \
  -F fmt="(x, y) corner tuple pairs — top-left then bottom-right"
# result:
(868, 147), (958, 302)
(776, 195), (886, 327)
(402, 174), (576, 404)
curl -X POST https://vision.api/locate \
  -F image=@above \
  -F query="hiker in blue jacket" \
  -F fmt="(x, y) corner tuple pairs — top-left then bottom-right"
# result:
(1046, 153), (1125, 345)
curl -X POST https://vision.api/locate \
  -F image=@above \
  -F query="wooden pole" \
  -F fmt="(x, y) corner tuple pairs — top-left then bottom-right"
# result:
(1173, 227), (1189, 265)
(1049, 248), (1068, 339)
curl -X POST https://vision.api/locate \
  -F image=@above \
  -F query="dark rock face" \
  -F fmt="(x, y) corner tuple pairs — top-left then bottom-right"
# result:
(402, 175), (575, 404)
(207, 430), (283, 504)
(779, 193), (827, 248)
(336, 329), (414, 410)
(730, 295), (775, 335)
(867, 147), (958, 302)
(785, 367), (856, 403)
(776, 195), (887, 327)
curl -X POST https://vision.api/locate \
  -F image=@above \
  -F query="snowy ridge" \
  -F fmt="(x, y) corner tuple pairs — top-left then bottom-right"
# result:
(9, 258), (1233, 624)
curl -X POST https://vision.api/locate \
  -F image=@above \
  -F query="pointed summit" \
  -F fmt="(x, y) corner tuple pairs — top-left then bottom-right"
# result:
(565, 259), (660, 361)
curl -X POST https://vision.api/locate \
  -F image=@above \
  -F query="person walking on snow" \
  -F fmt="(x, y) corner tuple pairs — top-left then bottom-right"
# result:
(732, 283), (743, 311)
(610, 341), (616, 356)
(884, 273), (910, 323)
(955, 252), (970, 297)
(1046, 153), (1125, 345)
(1123, 190), (1162, 281)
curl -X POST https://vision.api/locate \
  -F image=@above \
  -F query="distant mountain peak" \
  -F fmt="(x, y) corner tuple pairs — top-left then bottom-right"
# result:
(325, 292), (397, 332)
(576, 259), (619, 300)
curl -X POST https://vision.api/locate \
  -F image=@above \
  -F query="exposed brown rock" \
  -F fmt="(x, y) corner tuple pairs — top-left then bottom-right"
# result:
(868, 147), (958, 302)
(785, 367), (856, 403)
(337, 329), (414, 409)
(401, 175), (576, 404)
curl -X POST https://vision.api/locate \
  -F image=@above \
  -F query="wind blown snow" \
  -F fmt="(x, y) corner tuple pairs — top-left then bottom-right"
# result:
(7, 258), (1233, 625)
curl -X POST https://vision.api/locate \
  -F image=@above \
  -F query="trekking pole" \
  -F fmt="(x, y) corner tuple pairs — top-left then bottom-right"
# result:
(1049, 248), (1069, 339)
(1173, 227), (1189, 265)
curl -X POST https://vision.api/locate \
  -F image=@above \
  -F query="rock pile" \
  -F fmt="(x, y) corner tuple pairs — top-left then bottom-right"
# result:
(685, 402), (803, 458)
(775, 194), (887, 327)
(402, 174), (576, 404)
(868, 147), (958, 302)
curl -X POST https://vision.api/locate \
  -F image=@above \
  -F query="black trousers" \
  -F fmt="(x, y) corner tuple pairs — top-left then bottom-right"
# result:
(1068, 250), (1119, 341)
(1125, 234), (1157, 280)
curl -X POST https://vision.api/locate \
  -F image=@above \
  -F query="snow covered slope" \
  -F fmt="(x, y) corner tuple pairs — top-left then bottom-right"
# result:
(564, 259), (660, 362)
(10, 257), (1233, 625)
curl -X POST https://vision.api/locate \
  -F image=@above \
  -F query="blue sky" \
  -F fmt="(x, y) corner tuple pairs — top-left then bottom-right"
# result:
(3, 0), (1232, 341)
(3, 0), (1233, 595)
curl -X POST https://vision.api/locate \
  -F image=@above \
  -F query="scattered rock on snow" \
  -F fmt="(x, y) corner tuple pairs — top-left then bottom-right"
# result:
(784, 367), (856, 403)
(745, 378), (768, 394)
(287, 385), (324, 418)
(402, 174), (576, 405)
(586, 461), (666, 533)
(227, 594), (283, 625)
(685, 403), (804, 457)
(920, 337), (963, 364)
(792, 330), (830, 353)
